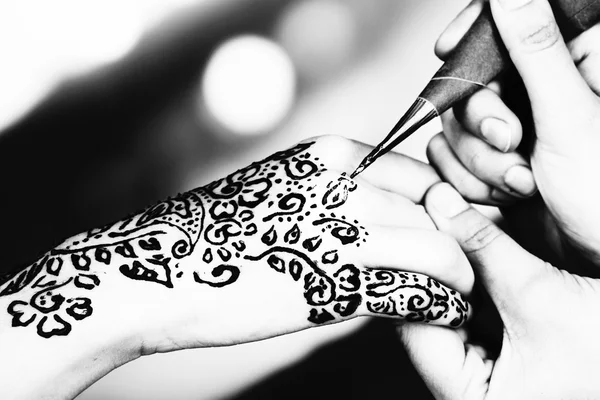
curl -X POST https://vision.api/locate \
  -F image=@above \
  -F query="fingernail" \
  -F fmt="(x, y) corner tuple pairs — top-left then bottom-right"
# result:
(504, 165), (537, 197)
(429, 183), (470, 218)
(496, 0), (532, 11)
(490, 188), (517, 203)
(481, 118), (512, 153)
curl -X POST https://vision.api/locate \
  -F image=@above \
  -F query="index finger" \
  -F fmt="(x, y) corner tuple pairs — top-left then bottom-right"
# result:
(435, 0), (485, 60)
(307, 136), (442, 204)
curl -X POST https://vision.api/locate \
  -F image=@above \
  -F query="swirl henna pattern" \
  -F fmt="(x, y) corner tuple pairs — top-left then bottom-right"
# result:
(0, 142), (469, 338)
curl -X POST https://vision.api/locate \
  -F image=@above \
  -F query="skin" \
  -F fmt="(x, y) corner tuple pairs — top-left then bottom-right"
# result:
(399, 0), (600, 399)
(427, 0), (600, 265)
(401, 183), (600, 400)
(0, 135), (473, 400)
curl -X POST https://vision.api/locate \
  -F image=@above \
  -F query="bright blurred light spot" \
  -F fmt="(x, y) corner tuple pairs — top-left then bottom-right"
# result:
(275, 0), (358, 81)
(0, 0), (198, 133)
(201, 35), (296, 137)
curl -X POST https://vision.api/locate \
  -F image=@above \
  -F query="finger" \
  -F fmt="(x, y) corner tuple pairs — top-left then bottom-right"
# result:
(313, 136), (441, 203)
(427, 132), (517, 205)
(424, 182), (548, 321)
(490, 0), (598, 142)
(399, 323), (491, 400)
(348, 179), (436, 229)
(568, 23), (600, 96)
(357, 225), (474, 295)
(358, 267), (470, 327)
(487, 79), (503, 96)
(352, 150), (440, 203)
(443, 114), (537, 198)
(435, 0), (485, 60)
(452, 87), (523, 152)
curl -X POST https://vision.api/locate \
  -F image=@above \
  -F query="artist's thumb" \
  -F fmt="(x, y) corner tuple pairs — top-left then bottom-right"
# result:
(489, 0), (598, 145)
(425, 183), (549, 329)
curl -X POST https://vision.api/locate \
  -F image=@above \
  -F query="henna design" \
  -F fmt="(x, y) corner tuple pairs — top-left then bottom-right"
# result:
(322, 175), (357, 210)
(263, 193), (306, 222)
(0, 141), (469, 338)
(1, 190), (206, 337)
(194, 265), (240, 288)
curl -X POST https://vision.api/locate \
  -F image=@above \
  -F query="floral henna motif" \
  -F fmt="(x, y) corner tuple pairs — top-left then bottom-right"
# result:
(0, 141), (469, 338)
(0, 190), (206, 338)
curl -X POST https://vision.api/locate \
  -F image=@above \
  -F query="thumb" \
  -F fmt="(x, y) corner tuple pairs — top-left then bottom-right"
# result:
(489, 0), (597, 142)
(425, 183), (547, 321)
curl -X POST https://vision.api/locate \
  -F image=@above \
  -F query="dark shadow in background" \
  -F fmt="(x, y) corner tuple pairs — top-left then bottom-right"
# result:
(0, 2), (431, 399)
(228, 319), (433, 400)
(0, 0), (291, 276)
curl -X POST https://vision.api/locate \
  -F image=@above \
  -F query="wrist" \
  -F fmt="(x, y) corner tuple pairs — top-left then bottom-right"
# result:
(0, 285), (141, 400)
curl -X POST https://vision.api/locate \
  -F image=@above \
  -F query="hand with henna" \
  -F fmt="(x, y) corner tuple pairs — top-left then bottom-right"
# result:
(0, 135), (472, 400)
(428, 0), (600, 270)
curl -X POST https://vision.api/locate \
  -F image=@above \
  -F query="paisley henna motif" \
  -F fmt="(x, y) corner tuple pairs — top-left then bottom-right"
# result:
(0, 141), (469, 338)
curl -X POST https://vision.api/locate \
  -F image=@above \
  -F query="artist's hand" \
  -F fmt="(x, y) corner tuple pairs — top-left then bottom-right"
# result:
(429, 0), (600, 263)
(399, 183), (600, 400)
(0, 136), (472, 399)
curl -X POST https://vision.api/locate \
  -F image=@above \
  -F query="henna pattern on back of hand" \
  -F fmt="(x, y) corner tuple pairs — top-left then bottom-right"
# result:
(0, 141), (469, 338)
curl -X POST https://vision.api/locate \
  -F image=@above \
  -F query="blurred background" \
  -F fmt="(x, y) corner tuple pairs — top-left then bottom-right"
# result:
(0, 0), (469, 398)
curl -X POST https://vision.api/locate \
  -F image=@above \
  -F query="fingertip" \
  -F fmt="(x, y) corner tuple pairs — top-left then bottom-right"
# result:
(490, 188), (520, 204)
(427, 134), (512, 206)
(452, 87), (523, 153)
(503, 165), (537, 198)
(482, 114), (523, 153)
(435, 0), (485, 60)
(480, 118), (513, 153)
(425, 182), (470, 222)
(434, 34), (457, 61)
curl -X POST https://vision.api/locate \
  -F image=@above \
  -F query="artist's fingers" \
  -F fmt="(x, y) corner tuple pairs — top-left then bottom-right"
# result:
(568, 23), (600, 96)
(427, 132), (517, 205)
(490, 0), (598, 145)
(357, 225), (474, 295)
(452, 87), (523, 152)
(358, 267), (470, 327)
(425, 182), (549, 324)
(443, 114), (536, 198)
(435, 0), (485, 60)
(311, 135), (441, 203)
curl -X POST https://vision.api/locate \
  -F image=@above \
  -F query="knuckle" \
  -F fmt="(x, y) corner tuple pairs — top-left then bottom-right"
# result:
(465, 149), (486, 174)
(516, 18), (561, 53)
(452, 173), (483, 201)
(462, 218), (503, 254)
(311, 135), (354, 163)
(312, 134), (349, 152)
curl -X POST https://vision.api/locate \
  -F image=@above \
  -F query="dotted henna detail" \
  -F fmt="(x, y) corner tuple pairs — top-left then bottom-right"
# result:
(0, 190), (206, 337)
(0, 141), (469, 338)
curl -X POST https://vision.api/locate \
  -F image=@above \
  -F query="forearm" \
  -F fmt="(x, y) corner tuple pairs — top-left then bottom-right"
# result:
(0, 304), (140, 400)
(0, 249), (143, 400)
(0, 184), (211, 397)
(0, 187), (208, 398)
